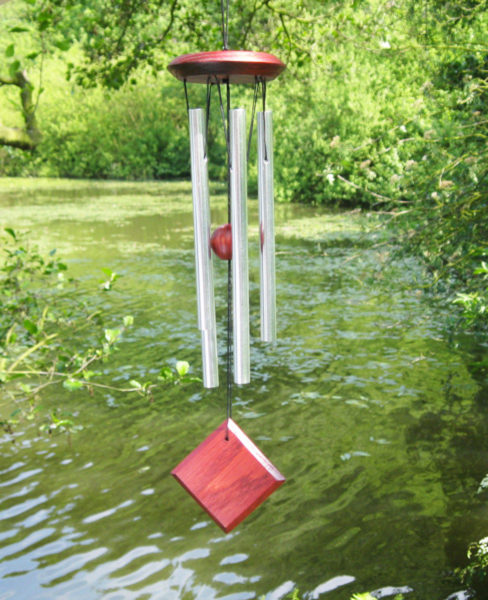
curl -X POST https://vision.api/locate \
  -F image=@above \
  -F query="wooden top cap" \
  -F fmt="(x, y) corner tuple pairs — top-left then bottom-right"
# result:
(167, 50), (286, 84)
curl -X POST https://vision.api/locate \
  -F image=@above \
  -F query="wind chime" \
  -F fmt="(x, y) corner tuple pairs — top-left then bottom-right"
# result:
(168, 1), (286, 533)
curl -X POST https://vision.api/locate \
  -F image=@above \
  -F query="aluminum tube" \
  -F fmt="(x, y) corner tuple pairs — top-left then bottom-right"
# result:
(189, 108), (218, 388)
(230, 108), (250, 384)
(258, 111), (276, 342)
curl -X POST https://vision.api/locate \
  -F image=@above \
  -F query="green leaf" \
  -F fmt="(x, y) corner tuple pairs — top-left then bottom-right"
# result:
(23, 319), (38, 335)
(54, 39), (71, 51)
(158, 366), (173, 381)
(129, 379), (142, 389)
(9, 26), (30, 33)
(104, 328), (121, 344)
(176, 361), (190, 377)
(26, 51), (40, 60)
(5, 44), (15, 58)
(9, 60), (21, 78)
(4, 228), (16, 240)
(63, 379), (84, 391)
(123, 315), (134, 327)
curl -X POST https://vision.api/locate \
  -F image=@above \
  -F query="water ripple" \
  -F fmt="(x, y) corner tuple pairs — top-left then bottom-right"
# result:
(0, 468), (42, 488)
(0, 494), (48, 521)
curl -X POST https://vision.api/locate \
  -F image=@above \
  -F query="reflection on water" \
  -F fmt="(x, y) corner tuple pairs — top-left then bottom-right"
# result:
(1, 180), (486, 600)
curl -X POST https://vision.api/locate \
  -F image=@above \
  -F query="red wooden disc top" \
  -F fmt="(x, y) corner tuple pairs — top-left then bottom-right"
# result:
(167, 50), (286, 84)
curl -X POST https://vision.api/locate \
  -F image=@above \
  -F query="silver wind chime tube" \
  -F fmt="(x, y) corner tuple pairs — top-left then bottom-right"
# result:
(230, 108), (251, 385)
(258, 110), (277, 343)
(188, 108), (219, 389)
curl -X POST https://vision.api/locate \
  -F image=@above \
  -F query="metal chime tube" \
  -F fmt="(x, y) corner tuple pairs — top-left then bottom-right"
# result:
(189, 108), (219, 388)
(230, 108), (250, 384)
(258, 110), (277, 342)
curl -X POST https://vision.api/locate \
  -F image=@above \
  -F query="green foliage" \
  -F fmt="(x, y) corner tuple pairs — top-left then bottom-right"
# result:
(456, 536), (488, 596)
(33, 75), (190, 180)
(0, 229), (198, 437)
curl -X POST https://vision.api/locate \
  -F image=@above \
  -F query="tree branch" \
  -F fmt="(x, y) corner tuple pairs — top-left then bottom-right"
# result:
(0, 69), (42, 150)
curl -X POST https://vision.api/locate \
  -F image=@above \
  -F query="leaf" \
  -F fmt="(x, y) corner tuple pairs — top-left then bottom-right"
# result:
(26, 51), (40, 61)
(23, 319), (38, 335)
(54, 39), (71, 51)
(158, 366), (173, 381)
(9, 26), (30, 33)
(5, 44), (14, 58)
(104, 328), (121, 344)
(176, 361), (190, 377)
(63, 379), (84, 391)
(4, 227), (16, 240)
(9, 60), (21, 78)
(129, 379), (142, 389)
(123, 315), (134, 327)
(477, 474), (488, 494)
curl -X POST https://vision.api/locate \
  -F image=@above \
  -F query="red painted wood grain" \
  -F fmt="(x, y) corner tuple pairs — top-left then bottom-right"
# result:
(167, 50), (286, 85)
(171, 419), (285, 532)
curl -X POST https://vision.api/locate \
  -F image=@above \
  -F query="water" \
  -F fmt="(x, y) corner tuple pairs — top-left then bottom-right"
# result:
(1, 179), (487, 600)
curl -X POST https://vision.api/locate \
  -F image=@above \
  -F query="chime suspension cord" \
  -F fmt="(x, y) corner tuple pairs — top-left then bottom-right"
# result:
(204, 78), (212, 158)
(215, 77), (233, 436)
(246, 77), (267, 162)
(247, 78), (260, 162)
(220, 0), (230, 50)
(224, 79), (232, 431)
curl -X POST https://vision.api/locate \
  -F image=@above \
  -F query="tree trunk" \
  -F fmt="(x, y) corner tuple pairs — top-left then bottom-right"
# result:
(0, 70), (42, 151)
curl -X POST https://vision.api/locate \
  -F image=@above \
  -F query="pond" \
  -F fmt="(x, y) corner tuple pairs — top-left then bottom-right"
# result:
(1, 178), (487, 600)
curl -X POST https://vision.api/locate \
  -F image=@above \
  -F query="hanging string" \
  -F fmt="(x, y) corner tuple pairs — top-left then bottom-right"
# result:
(214, 76), (234, 438)
(215, 78), (231, 168)
(204, 78), (212, 158)
(183, 79), (190, 114)
(220, 0), (230, 50)
(262, 79), (268, 161)
(225, 79), (233, 435)
(247, 77), (260, 162)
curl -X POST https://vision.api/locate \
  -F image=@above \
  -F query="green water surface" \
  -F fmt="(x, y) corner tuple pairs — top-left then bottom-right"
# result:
(1, 179), (487, 600)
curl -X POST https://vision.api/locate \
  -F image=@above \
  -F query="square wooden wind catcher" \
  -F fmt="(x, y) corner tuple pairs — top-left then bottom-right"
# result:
(171, 418), (285, 532)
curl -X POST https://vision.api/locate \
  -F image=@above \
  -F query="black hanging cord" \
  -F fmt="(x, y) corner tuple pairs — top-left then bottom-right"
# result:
(247, 77), (260, 162)
(225, 79), (233, 434)
(262, 79), (268, 161)
(204, 78), (212, 158)
(214, 76), (234, 438)
(220, 0), (230, 50)
(183, 79), (190, 114)
(215, 78), (231, 168)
